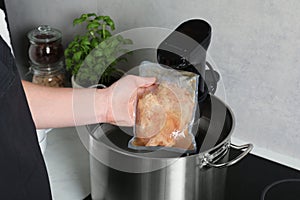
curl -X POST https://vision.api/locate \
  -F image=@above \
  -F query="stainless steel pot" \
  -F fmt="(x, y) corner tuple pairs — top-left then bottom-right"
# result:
(86, 94), (253, 200)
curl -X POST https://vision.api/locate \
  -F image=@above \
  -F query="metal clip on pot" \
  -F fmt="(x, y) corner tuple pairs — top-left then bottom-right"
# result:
(200, 142), (253, 168)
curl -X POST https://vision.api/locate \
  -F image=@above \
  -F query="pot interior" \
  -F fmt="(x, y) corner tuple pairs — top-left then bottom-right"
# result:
(88, 94), (233, 158)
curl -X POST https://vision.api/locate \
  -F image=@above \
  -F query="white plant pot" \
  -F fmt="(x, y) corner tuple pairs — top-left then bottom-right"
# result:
(71, 75), (106, 89)
(71, 75), (83, 88)
(71, 67), (125, 89)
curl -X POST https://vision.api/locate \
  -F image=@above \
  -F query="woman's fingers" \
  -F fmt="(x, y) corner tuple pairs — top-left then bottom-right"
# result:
(107, 75), (156, 126)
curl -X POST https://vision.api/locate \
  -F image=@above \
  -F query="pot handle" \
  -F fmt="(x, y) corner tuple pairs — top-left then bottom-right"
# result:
(204, 143), (253, 168)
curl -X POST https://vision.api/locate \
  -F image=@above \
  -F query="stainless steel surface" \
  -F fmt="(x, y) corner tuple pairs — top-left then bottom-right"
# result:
(87, 95), (253, 200)
(90, 151), (228, 200)
(202, 143), (254, 168)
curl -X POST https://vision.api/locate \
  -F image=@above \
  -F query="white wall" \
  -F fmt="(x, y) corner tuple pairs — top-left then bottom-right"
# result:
(5, 0), (300, 167)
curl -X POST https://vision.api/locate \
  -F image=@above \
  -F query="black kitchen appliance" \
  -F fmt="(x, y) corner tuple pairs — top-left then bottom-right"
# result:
(157, 19), (212, 103)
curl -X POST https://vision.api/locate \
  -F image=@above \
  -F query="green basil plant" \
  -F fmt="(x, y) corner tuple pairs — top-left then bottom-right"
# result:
(64, 13), (132, 87)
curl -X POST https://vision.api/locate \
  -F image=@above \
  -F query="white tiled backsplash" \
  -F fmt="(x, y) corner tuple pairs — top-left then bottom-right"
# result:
(6, 0), (300, 169)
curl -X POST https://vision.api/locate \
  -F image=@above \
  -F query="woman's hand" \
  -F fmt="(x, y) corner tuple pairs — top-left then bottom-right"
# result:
(98, 75), (156, 126)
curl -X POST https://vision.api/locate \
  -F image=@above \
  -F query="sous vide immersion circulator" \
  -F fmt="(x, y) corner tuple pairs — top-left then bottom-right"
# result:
(157, 19), (212, 103)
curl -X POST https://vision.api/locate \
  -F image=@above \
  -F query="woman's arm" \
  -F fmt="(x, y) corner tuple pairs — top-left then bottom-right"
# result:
(22, 75), (155, 129)
(22, 80), (104, 129)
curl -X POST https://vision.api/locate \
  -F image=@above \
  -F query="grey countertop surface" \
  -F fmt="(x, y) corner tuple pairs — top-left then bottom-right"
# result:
(44, 127), (90, 200)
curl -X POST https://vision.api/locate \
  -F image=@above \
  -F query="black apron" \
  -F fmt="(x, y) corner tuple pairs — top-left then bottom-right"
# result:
(0, 35), (52, 199)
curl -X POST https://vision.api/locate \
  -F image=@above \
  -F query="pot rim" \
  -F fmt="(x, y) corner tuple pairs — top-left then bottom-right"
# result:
(88, 94), (235, 161)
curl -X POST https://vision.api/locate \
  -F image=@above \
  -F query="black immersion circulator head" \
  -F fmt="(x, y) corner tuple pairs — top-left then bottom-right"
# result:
(157, 19), (212, 102)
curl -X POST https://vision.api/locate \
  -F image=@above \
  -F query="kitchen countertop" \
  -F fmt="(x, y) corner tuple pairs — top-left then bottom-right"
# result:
(43, 127), (90, 200)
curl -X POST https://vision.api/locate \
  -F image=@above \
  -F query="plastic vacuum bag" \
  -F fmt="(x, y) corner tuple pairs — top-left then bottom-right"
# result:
(128, 61), (199, 153)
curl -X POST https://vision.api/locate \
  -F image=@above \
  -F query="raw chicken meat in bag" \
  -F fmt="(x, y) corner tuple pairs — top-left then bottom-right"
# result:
(128, 62), (199, 153)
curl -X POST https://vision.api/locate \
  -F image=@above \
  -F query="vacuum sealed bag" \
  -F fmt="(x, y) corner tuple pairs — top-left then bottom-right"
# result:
(128, 62), (199, 153)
